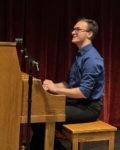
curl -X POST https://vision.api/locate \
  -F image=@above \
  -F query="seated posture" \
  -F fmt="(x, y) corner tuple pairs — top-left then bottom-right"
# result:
(30, 18), (104, 150)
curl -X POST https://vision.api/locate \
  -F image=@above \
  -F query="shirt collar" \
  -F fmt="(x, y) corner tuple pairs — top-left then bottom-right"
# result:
(77, 44), (93, 56)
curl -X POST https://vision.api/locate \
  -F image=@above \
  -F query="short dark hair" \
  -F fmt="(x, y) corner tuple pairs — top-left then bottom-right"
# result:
(77, 18), (99, 39)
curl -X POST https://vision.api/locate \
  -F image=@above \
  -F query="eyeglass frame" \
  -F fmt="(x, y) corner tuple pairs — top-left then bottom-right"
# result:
(72, 27), (90, 33)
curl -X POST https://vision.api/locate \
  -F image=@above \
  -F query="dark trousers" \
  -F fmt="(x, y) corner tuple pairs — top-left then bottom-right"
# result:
(30, 99), (102, 150)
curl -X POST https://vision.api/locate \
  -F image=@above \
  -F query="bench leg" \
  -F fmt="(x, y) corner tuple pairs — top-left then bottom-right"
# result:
(72, 136), (78, 150)
(108, 132), (115, 150)
(108, 139), (115, 150)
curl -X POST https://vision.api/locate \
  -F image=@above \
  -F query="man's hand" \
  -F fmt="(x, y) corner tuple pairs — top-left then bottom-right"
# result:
(43, 79), (58, 93)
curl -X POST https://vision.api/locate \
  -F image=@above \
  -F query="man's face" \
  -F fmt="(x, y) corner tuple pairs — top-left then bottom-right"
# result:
(72, 21), (92, 47)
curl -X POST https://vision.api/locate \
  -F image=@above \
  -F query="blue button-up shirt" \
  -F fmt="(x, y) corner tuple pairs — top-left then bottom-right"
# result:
(67, 44), (104, 100)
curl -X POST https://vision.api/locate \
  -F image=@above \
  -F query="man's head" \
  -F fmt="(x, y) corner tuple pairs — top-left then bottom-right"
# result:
(72, 18), (99, 48)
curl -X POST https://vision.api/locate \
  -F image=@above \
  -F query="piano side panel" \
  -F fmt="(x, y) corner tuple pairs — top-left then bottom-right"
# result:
(0, 42), (22, 150)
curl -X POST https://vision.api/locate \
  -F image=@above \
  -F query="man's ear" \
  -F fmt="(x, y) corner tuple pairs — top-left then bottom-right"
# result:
(87, 31), (93, 39)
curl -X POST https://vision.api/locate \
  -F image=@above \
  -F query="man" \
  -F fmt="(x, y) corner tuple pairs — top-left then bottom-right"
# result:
(43, 18), (104, 123)
(30, 18), (104, 150)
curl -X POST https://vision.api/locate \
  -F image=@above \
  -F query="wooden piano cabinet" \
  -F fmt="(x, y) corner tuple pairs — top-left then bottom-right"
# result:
(0, 42), (66, 150)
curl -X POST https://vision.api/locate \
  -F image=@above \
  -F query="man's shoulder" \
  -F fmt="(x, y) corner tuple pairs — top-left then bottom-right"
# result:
(87, 46), (103, 59)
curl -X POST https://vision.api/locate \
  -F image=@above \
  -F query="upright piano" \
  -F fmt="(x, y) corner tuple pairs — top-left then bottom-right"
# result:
(0, 42), (66, 150)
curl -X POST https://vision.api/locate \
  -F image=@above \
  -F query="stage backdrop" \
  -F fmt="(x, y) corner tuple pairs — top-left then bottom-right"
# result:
(0, 0), (120, 127)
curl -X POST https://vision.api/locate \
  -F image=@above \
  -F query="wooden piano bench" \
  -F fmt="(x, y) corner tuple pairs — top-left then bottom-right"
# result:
(62, 120), (117, 150)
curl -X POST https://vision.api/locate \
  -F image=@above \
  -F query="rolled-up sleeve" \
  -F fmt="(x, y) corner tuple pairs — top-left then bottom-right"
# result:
(79, 57), (104, 98)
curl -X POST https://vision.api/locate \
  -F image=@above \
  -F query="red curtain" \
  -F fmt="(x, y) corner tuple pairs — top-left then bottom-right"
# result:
(0, 0), (120, 127)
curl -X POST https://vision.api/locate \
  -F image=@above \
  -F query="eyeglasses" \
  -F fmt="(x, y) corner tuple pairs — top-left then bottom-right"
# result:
(72, 27), (89, 33)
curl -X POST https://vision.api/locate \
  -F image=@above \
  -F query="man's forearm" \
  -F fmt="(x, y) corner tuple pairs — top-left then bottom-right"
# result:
(56, 87), (86, 99)
(55, 82), (68, 88)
